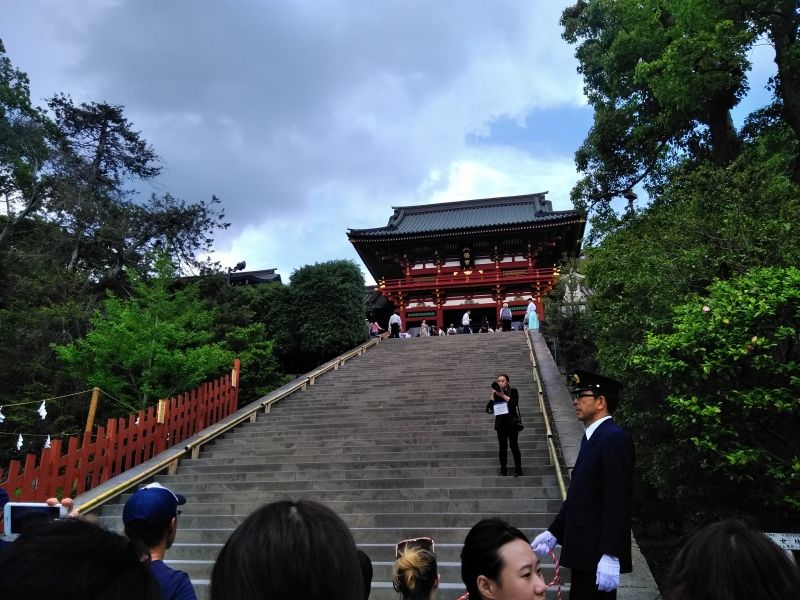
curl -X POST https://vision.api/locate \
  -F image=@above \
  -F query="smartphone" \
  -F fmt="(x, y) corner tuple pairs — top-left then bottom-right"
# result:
(3, 502), (67, 537)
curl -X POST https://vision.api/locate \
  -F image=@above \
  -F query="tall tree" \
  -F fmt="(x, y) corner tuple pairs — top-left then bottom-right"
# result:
(53, 254), (231, 408)
(725, 0), (800, 177)
(47, 94), (161, 271)
(562, 0), (754, 211)
(0, 39), (53, 249)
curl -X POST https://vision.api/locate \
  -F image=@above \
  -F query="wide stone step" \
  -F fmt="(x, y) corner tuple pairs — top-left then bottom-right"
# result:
(173, 463), (555, 478)
(218, 428), (546, 443)
(191, 448), (551, 464)
(200, 439), (546, 455)
(154, 473), (558, 489)
(168, 559), (563, 589)
(113, 485), (560, 505)
(97, 511), (554, 530)
(101, 497), (560, 518)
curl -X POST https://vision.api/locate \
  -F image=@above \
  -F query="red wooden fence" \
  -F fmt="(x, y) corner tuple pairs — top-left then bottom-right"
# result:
(0, 359), (240, 501)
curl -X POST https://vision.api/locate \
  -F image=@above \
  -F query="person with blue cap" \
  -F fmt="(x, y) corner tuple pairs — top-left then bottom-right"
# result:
(123, 482), (197, 600)
(531, 369), (634, 599)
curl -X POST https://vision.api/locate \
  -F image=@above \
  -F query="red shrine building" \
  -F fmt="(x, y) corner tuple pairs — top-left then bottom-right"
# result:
(348, 193), (586, 331)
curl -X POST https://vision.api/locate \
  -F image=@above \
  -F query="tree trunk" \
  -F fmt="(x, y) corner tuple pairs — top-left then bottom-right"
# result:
(67, 118), (108, 271)
(706, 106), (741, 165)
(0, 184), (43, 250)
(769, 2), (800, 179)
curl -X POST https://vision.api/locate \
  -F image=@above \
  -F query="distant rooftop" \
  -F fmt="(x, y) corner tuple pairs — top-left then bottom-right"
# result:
(228, 269), (281, 285)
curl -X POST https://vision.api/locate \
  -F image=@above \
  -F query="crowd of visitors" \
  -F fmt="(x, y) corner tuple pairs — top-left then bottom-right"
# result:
(381, 298), (540, 337)
(1, 362), (797, 599)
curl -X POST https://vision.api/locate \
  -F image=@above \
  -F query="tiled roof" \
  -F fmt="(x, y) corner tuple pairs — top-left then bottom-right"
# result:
(348, 193), (579, 239)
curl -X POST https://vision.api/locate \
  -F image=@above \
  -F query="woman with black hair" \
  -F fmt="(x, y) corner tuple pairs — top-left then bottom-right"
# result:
(460, 518), (547, 600)
(0, 517), (161, 600)
(490, 373), (522, 476)
(210, 499), (363, 600)
(393, 537), (439, 600)
(662, 519), (800, 600)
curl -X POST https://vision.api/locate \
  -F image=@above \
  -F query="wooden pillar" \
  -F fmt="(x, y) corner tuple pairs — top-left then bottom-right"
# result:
(84, 387), (101, 434)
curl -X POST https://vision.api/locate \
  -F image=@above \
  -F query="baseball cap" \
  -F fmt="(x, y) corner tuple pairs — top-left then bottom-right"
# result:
(122, 482), (186, 525)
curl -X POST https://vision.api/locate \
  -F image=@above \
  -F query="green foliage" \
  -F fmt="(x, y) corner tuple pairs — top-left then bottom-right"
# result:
(562, 0), (755, 214)
(53, 255), (232, 409)
(260, 261), (367, 371)
(543, 257), (598, 372)
(574, 130), (800, 528)
(632, 267), (800, 514)
(562, 0), (800, 226)
(289, 260), (367, 359)
(223, 323), (291, 406)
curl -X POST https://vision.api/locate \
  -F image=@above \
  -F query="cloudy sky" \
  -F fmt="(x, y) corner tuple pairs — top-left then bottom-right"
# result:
(2, 1), (774, 284)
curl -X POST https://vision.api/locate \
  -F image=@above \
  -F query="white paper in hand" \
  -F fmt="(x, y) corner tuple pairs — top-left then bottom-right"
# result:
(492, 401), (509, 415)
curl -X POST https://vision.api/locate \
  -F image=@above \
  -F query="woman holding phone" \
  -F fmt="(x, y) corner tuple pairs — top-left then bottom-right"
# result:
(490, 374), (522, 477)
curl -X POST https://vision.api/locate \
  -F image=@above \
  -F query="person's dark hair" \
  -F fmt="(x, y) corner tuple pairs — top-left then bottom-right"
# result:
(0, 517), (160, 600)
(461, 518), (530, 600)
(124, 518), (172, 548)
(393, 547), (438, 600)
(498, 374), (510, 385)
(662, 519), (800, 600)
(210, 499), (363, 600)
(358, 549), (373, 600)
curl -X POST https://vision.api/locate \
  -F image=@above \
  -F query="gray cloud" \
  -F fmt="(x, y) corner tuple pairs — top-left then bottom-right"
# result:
(3, 1), (586, 278)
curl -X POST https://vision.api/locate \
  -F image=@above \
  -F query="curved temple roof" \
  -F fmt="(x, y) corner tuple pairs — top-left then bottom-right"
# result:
(348, 193), (579, 240)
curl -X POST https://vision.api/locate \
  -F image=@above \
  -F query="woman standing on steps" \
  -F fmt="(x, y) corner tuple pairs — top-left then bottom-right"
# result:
(490, 374), (523, 477)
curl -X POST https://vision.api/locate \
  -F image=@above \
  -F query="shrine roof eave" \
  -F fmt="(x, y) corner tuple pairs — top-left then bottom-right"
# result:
(351, 217), (586, 283)
(347, 213), (585, 243)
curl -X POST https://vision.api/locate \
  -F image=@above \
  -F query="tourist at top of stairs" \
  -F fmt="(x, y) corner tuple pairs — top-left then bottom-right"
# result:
(210, 499), (364, 600)
(123, 482), (197, 600)
(462, 310), (472, 334)
(460, 517), (547, 600)
(388, 309), (403, 338)
(393, 537), (439, 600)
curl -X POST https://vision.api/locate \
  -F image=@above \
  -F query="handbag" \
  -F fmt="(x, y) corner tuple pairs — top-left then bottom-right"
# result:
(513, 407), (524, 431)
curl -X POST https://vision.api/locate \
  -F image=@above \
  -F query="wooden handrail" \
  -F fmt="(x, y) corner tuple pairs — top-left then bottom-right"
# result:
(526, 330), (568, 501)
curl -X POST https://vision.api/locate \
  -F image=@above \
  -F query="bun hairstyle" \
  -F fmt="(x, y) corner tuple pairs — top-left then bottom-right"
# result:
(393, 547), (438, 600)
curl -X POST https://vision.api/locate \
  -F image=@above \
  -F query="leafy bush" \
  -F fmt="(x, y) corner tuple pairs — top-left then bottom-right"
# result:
(633, 267), (800, 517)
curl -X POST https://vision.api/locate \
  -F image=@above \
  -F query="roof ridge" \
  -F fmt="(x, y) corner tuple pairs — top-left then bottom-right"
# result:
(390, 192), (548, 214)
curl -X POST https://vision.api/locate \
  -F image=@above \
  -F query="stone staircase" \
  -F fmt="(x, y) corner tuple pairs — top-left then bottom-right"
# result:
(94, 332), (566, 599)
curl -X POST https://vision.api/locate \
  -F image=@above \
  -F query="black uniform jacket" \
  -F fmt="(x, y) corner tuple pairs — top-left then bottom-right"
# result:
(549, 418), (634, 573)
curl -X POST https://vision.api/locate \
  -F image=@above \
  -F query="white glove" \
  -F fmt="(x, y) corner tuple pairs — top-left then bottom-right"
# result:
(596, 554), (620, 592)
(530, 530), (557, 556)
